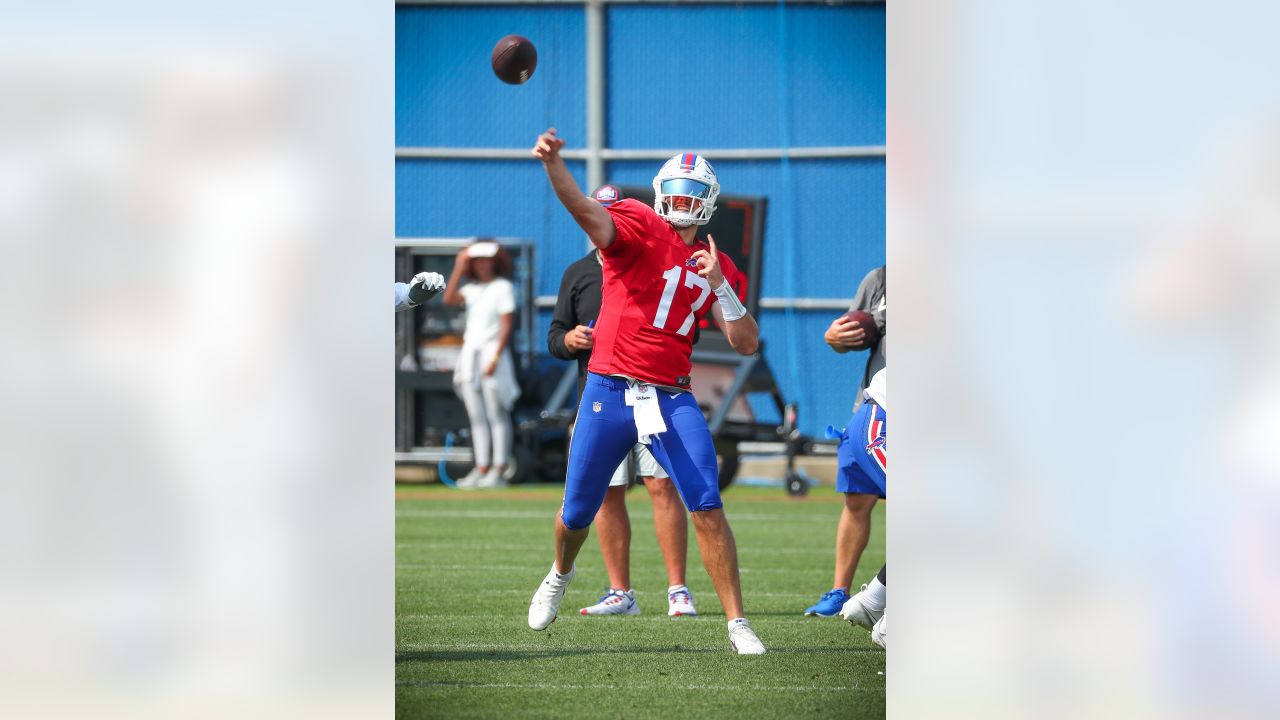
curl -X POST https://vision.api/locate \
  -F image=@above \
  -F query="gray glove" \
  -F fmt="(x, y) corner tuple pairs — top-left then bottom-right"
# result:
(407, 271), (446, 305)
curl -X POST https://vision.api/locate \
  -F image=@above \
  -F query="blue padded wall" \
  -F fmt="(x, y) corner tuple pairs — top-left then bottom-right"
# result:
(607, 4), (884, 148)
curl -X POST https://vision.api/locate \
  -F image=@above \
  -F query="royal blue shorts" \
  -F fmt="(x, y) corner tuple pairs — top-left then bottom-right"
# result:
(835, 400), (887, 497)
(560, 373), (722, 530)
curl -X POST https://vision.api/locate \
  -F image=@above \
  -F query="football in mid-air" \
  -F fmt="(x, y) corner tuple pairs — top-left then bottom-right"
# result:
(842, 310), (881, 348)
(491, 35), (537, 85)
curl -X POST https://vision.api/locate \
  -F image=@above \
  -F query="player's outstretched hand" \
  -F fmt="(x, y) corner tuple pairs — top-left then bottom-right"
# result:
(691, 234), (725, 289)
(408, 271), (447, 305)
(532, 128), (565, 162)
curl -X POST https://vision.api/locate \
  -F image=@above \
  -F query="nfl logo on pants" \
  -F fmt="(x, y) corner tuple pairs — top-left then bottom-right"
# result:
(592, 401), (602, 413)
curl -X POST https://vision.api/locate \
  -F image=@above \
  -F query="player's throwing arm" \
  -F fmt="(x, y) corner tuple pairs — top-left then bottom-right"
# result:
(532, 129), (616, 249)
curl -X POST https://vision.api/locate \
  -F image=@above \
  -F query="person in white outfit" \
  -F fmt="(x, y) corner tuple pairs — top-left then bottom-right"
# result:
(442, 241), (521, 488)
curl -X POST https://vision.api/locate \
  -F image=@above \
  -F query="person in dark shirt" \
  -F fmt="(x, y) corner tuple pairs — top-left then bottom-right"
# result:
(545, 185), (700, 619)
(546, 250), (602, 396)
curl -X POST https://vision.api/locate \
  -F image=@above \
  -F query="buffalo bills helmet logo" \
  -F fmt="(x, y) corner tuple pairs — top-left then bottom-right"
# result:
(866, 436), (886, 452)
(592, 185), (622, 206)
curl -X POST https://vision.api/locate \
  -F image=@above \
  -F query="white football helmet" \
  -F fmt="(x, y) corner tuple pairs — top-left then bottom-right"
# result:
(652, 153), (719, 227)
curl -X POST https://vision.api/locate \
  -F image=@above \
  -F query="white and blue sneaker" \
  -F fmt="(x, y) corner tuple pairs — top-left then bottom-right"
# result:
(579, 588), (639, 616)
(528, 564), (575, 630)
(667, 585), (697, 616)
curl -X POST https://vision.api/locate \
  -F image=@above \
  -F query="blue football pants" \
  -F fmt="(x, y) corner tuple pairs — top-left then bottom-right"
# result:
(561, 373), (723, 530)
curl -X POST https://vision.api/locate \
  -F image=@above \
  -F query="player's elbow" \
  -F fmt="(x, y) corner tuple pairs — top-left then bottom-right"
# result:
(547, 335), (567, 359)
(734, 335), (759, 356)
(577, 206), (615, 249)
(586, 223), (615, 250)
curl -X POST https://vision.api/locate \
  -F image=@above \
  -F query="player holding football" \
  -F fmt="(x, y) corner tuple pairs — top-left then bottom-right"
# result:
(526, 129), (766, 654)
(803, 266), (887, 617)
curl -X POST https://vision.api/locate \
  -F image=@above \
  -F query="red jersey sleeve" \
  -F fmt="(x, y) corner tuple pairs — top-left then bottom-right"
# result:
(603, 199), (662, 258)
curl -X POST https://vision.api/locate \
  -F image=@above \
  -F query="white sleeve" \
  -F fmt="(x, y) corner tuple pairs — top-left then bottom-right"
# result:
(494, 279), (516, 315)
(394, 282), (414, 312)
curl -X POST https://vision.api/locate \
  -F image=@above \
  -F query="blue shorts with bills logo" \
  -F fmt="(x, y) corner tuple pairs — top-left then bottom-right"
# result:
(834, 400), (887, 497)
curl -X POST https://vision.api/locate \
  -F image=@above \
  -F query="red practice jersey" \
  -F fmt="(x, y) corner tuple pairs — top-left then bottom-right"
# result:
(588, 199), (746, 389)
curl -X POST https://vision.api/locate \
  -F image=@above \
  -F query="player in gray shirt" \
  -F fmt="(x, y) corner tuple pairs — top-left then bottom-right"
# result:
(803, 265), (886, 617)
(830, 265), (885, 406)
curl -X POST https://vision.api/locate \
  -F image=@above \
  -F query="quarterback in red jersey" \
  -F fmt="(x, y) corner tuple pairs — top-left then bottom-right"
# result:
(588, 196), (747, 388)
(526, 128), (766, 655)
(588, 194), (747, 386)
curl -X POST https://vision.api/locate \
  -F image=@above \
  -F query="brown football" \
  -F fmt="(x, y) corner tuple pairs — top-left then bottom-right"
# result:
(491, 35), (537, 85)
(841, 310), (881, 348)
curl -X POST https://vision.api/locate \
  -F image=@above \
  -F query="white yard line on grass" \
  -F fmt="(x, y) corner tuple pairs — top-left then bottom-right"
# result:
(398, 642), (870, 655)
(397, 680), (856, 692)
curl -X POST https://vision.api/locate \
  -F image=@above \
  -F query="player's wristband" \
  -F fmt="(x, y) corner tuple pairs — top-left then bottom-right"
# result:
(714, 282), (747, 322)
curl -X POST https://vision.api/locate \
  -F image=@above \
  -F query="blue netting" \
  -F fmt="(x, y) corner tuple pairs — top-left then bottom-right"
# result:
(607, 4), (884, 148)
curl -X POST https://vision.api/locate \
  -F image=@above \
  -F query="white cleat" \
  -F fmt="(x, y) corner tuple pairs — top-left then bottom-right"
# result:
(840, 583), (884, 629)
(728, 620), (767, 655)
(454, 468), (483, 489)
(667, 586), (697, 616)
(579, 589), (639, 616)
(870, 611), (886, 649)
(528, 564), (575, 630)
(476, 467), (508, 489)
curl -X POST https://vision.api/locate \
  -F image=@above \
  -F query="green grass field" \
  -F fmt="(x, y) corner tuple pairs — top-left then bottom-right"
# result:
(396, 483), (885, 719)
